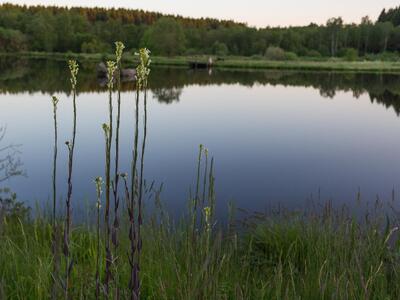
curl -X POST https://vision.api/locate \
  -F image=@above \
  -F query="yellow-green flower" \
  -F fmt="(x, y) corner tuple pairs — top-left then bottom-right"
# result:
(68, 60), (79, 90)
(115, 41), (125, 65)
(106, 60), (117, 90)
(135, 48), (151, 89)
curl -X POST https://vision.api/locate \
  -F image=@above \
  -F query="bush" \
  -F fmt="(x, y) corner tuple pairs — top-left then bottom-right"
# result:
(364, 52), (400, 62)
(284, 51), (298, 61)
(305, 49), (322, 58)
(251, 54), (264, 60)
(295, 47), (308, 56)
(185, 48), (199, 56)
(81, 39), (111, 53)
(264, 46), (285, 60)
(339, 48), (358, 61)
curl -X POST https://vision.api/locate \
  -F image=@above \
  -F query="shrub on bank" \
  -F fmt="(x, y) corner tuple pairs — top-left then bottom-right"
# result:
(265, 46), (285, 60)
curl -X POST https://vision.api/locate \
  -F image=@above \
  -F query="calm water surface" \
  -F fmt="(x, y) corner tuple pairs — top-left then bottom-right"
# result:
(1, 58), (400, 217)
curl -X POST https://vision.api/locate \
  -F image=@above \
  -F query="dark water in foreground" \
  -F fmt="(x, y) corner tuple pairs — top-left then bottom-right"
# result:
(1, 58), (400, 217)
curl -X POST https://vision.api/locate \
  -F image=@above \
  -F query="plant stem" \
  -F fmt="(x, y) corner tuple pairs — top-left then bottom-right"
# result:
(130, 88), (140, 300)
(104, 84), (113, 299)
(51, 96), (59, 300)
(64, 79), (77, 300)
(112, 59), (122, 300)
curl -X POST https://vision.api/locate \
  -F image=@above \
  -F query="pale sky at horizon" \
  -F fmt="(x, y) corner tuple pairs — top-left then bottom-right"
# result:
(2, 0), (400, 27)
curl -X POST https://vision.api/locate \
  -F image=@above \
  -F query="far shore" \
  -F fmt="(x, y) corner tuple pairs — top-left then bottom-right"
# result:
(3, 51), (400, 73)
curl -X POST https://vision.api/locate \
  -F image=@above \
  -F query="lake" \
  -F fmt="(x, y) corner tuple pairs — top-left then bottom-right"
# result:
(1, 57), (400, 218)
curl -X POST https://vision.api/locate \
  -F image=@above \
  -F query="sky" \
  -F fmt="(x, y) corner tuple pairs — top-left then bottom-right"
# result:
(3, 0), (400, 27)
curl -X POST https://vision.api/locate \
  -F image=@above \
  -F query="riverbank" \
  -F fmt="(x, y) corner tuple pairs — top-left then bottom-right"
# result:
(1, 201), (399, 299)
(3, 51), (400, 72)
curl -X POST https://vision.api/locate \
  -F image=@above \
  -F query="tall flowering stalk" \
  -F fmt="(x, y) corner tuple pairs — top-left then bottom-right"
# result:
(135, 48), (151, 90)
(129, 48), (151, 300)
(94, 176), (103, 300)
(129, 86), (140, 299)
(64, 60), (78, 300)
(104, 60), (116, 300)
(112, 41), (125, 300)
(50, 95), (60, 300)
(51, 96), (59, 230)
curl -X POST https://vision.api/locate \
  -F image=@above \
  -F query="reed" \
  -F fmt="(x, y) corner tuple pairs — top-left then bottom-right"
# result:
(63, 60), (78, 299)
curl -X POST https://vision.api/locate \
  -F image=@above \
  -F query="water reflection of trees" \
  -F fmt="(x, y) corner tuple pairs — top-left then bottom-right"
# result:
(0, 126), (25, 182)
(0, 126), (27, 217)
(2, 58), (400, 114)
(152, 87), (182, 103)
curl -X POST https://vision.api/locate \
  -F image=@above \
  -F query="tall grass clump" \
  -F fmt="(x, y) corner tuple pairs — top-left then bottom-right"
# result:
(3, 167), (400, 299)
(64, 59), (79, 299)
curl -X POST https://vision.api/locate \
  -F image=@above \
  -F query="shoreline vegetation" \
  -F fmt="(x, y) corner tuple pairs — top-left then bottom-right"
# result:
(2, 187), (400, 299)
(3, 52), (400, 72)
(2, 4), (400, 65)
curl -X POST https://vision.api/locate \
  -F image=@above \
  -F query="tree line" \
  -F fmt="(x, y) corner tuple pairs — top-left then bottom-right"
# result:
(1, 3), (400, 59)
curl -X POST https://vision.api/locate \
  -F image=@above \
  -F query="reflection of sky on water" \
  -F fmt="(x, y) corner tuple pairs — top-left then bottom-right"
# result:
(1, 80), (400, 218)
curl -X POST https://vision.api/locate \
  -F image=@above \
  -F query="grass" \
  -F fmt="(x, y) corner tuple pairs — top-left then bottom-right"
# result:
(1, 199), (400, 299)
(3, 51), (400, 72)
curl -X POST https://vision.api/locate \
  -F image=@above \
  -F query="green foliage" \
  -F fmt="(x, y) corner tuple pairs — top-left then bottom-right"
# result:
(378, 6), (400, 26)
(265, 46), (285, 60)
(284, 51), (298, 61)
(305, 49), (322, 58)
(184, 48), (199, 55)
(326, 17), (343, 56)
(0, 27), (26, 52)
(26, 11), (56, 52)
(2, 202), (400, 299)
(1, 4), (400, 59)
(364, 51), (400, 62)
(339, 48), (359, 61)
(0, 188), (30, 220)
(141, 17), (186, 56)
(81, 39), (110, 54)
(212, 41), (228, 56)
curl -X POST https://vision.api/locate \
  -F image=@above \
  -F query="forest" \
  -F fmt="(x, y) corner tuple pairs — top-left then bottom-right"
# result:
(0, 3), (400, 59)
